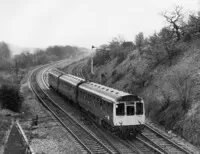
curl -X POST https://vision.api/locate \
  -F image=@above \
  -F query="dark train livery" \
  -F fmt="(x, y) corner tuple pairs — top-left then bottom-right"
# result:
(48, 69), (145, 137)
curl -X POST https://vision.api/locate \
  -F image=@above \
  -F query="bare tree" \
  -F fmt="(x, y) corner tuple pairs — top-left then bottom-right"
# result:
(168, 68), (195, 110)
(135, 32), (144, 51)
(159, 27), (175, 62)
(161, 6), (184, 41)
(148, 32), (160, 47)
(109, 35), (125, 50)
(99, 44), (109, 50)
(112, 35), (125, 45)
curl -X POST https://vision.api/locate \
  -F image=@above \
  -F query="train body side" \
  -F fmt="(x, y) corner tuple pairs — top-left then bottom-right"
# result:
(48, 70), (64, 90)
(58, 75), (84, 103)
(77, 83), (114, 125)
(78, 82), (145, 127)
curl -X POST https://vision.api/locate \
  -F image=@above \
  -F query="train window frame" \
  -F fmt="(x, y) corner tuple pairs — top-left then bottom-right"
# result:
(81, 90), (84, 98)
(81, 91), (84, 98)
(83, 92), (86, 99)
(126, 105), (135, 116)
(136, 102), (143, 115)
(116, 103), (125, 116)
(87, 94), (90, 101)
(104, 101), (110, 112)
(109, 103), (113, 112)
(86, 94), (89, 100)
(93, 95), (96, 100)
(103, 101), (107, 110)
(104, 102), (107, 110)
(100, 100), (103, 109)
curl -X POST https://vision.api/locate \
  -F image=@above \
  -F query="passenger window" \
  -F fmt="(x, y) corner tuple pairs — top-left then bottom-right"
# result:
(108, 104), (112, 112)
(136, 103), (143, 115)
(110, 104), (113, 112)
(103, 101), (107, 110)
(100, 100), (103, 107)
(106, 102), (109, 111)
(127, 106), (135, 115)
(116, 103), (125, 116)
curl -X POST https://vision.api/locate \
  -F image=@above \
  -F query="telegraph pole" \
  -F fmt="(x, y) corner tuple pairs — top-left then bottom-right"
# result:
(91, 46), (95, 75)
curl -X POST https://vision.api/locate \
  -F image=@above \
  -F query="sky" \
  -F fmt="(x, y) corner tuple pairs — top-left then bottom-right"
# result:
(0, 0), (199, 50)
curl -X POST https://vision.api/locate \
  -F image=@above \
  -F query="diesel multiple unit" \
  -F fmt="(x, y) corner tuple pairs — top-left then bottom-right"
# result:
(48, 69), (145, 137)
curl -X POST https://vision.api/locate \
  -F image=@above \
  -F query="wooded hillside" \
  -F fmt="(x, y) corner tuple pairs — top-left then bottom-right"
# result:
(83, 7), (200, 146)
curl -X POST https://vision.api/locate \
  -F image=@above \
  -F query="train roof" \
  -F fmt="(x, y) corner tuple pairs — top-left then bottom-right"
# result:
(67, 74), (85, 81)
(49, 69), (141, 103)
(60, 74), (85, 86)
(79, 82), (141, 103)
(49, 69), (65, 77)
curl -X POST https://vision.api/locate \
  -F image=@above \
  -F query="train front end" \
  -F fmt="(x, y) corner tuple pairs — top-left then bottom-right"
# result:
(113, 95), (145, 137)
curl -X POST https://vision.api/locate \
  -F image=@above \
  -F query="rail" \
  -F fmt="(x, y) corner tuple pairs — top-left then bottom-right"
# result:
(143, 124), (192, 154)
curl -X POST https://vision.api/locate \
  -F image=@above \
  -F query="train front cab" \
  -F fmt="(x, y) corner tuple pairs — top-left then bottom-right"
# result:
(113, 96), (145, 137)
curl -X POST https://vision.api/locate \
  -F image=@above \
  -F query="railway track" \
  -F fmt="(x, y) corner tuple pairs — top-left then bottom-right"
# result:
(71, 59), (87, 78)
(30, 66), (121, 153)
(137, 124), (192, 154)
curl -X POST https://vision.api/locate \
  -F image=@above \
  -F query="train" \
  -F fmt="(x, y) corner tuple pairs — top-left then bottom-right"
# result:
(48, 69), (145, 138)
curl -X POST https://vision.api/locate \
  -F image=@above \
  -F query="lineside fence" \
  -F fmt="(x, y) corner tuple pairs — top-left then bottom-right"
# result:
(15, 120), (35, 154)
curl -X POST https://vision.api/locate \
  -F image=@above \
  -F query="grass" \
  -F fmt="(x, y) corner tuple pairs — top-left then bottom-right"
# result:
(0, 114), (12, 145)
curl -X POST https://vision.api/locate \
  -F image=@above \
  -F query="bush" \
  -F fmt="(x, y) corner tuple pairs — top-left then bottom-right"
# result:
(112, 70), (117, 76)
(115, 52), (126, 66)
(182, 33), (192, 42)
(157, 101), (185, 129)
(112, 73), (124, 84)
(146, 87), (185, 130)
(0, 84), (23, 112)
(168, 68), (194, 111)
(148, 65), (195, 130)
(93, 49), (111, 66)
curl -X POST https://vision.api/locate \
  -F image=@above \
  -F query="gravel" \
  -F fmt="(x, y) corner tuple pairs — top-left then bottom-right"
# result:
(19, 73), (83, 154)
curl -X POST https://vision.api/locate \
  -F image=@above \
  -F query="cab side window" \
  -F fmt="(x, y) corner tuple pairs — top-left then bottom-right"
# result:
(116, 103), (125, 116)
(136, 103), (143, 115)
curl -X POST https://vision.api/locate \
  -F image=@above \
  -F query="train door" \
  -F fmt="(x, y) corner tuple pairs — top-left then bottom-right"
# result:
(126, 103), (135, 116)
(75, 81), (86, 105)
